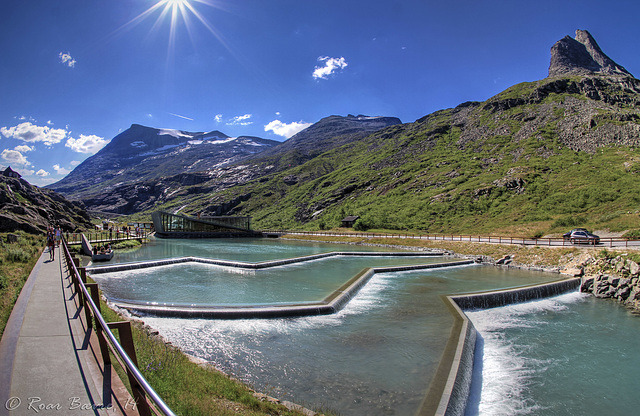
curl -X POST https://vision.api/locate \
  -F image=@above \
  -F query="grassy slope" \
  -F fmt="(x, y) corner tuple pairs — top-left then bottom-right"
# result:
(152, 82), (639, 236)
(136, 76), (640, 237)
(0, 232), (43, 338)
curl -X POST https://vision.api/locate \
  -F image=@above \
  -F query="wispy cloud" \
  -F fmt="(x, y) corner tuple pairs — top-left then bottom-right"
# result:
(65, 134), (109, 154)
(227, 114), (253, 126)
(313, 56), (348, 80)
(264, 120), (312, 139)
(59, 52), (76, 68)
(214, 114), (223, 123)
(36, 169), (50, 177)
(0, 122), (67, 146)
(168, 112), (194, 121)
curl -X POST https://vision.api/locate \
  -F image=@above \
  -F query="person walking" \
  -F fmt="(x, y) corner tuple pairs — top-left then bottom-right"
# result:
(46, 228), (56, 260)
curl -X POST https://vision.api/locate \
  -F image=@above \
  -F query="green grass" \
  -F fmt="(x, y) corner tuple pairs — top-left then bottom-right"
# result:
(0, 232), (43, 338)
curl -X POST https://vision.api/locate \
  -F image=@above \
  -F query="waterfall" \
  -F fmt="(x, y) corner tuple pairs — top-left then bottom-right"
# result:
(451, 278), (581, 310)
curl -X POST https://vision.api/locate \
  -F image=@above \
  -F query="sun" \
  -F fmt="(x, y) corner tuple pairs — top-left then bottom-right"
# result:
(112, 0), (226, 51)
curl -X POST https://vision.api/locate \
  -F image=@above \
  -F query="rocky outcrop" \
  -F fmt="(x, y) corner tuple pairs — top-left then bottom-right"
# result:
(549, 29), (632, 78)
(0, 176), (93, 234)
(580, 255), (640, 311)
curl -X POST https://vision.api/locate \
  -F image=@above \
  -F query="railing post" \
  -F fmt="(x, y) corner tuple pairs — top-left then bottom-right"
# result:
(107, 322), (152, 416)
(86, 283), (111, 365)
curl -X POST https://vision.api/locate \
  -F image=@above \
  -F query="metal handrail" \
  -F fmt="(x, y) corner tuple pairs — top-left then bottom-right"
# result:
(61, 237), (176, 416)
(263, 229), (640, 248)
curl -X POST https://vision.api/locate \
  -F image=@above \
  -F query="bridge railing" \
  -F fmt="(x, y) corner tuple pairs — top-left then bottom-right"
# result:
(65, 230), (151, 245)
(260, 230), (640, 248)
(61, 237), (175, 416)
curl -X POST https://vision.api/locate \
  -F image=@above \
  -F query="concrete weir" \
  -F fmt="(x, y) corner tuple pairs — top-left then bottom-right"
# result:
(87, 253), (474, 319)
(426, 277), (581, 416)
(88, 251), (581, 415)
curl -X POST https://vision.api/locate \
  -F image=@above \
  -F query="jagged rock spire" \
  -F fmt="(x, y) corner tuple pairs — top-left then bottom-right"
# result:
(548, 29), (632, 78)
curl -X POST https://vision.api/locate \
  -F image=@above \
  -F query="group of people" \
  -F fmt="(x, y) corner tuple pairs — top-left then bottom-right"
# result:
(92, 243), (112, 256)
(45, 226), (62, 260)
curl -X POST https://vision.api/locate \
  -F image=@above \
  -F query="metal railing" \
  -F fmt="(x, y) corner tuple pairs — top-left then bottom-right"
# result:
(61, 237), (175, 416)
(262, 230), (640, 248)
(64, 230), (151, 245)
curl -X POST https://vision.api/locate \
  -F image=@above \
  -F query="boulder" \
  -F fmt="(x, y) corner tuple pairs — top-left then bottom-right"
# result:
(615, 286), (631, 301)
(561, 267), (583, 277)
(581, 277), (594, 292)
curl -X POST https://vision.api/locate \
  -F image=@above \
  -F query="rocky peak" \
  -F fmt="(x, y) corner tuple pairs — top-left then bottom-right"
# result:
(548, 29), (632, 78)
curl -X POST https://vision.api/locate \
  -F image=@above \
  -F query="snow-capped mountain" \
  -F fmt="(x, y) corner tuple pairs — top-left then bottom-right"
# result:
(47, 124), (279, 199)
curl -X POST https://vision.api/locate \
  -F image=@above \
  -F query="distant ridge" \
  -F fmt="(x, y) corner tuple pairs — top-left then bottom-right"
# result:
(47, 124), (279, 199)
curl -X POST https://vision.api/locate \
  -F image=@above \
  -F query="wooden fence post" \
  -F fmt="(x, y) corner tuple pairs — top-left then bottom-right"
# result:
(86, 283), (111, 365)
(107, 322), (152, 416)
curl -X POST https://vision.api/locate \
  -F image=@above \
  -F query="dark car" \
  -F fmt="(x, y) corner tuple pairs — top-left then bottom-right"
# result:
(563, 228), (589, 240)
(566, 229), (600, 245)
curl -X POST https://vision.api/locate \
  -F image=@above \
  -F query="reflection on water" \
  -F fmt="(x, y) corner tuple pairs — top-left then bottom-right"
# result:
(105, 238), (559, 415)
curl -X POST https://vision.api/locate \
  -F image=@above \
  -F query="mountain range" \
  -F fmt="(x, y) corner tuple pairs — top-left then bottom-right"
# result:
(46, 30), (640, 236)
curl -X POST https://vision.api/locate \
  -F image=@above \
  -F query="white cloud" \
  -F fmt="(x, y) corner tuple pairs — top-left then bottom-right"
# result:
(53, 164), (71, 175)
(1, 149), (30, 166)
(65, 134), (109, 154)
(264, 120), (312, 139)
(227, 114), (253, 126)
(59, 52), (76, 68)
(70, 160), (82, 166)
(0, 122), (67, 146)
(214, 114), (223, 123)
(36, 169), (50, 177)
(14, 145), (34, 153)
(46, 120), (54, 125)
(313, 56), (348, 80)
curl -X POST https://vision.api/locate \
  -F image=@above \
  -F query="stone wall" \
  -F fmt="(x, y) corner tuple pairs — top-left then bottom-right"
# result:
(580, 255), (640, 310)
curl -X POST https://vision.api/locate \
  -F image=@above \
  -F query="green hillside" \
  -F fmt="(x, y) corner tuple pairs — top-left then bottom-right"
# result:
(145, 74), (640, 237)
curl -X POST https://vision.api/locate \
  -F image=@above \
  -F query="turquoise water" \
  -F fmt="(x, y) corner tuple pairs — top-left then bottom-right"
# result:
(100, 238), (559, 415)
(93, 238), (640, 415)
(465, 293), (640, 416)
(93, 238), (452, 305)
(106, 237), (399, 264)
(92, 256), (448, 305)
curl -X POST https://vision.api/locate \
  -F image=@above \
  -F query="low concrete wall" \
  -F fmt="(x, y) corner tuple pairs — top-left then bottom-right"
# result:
(425, 277), (581, 415)
(89, 255), (473, 319)
(451, 278), (581, 310)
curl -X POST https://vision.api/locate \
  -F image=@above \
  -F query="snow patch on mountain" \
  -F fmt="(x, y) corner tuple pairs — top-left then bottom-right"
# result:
(158, 129), (193, 139)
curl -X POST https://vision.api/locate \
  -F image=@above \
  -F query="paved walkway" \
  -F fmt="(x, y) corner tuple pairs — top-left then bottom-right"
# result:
(0, 247), (136, 415)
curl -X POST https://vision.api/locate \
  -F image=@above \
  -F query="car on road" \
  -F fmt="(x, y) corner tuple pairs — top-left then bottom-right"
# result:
(565, 229), (600, 245)
(562, 228), (589, 240)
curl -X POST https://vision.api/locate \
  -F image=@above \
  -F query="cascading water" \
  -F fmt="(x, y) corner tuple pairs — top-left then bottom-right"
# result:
(94, 237), (565, 415)
(464, 292), (640, 415)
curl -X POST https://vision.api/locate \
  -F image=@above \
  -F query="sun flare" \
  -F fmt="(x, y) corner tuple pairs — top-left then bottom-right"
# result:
(113, 0), (225, 52)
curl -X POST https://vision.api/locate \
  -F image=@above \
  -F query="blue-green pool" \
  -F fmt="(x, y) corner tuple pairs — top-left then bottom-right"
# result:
(93, 237), (571, 415)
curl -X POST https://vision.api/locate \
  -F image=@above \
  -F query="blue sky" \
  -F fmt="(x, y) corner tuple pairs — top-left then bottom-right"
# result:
(2, 0), (640, 186)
